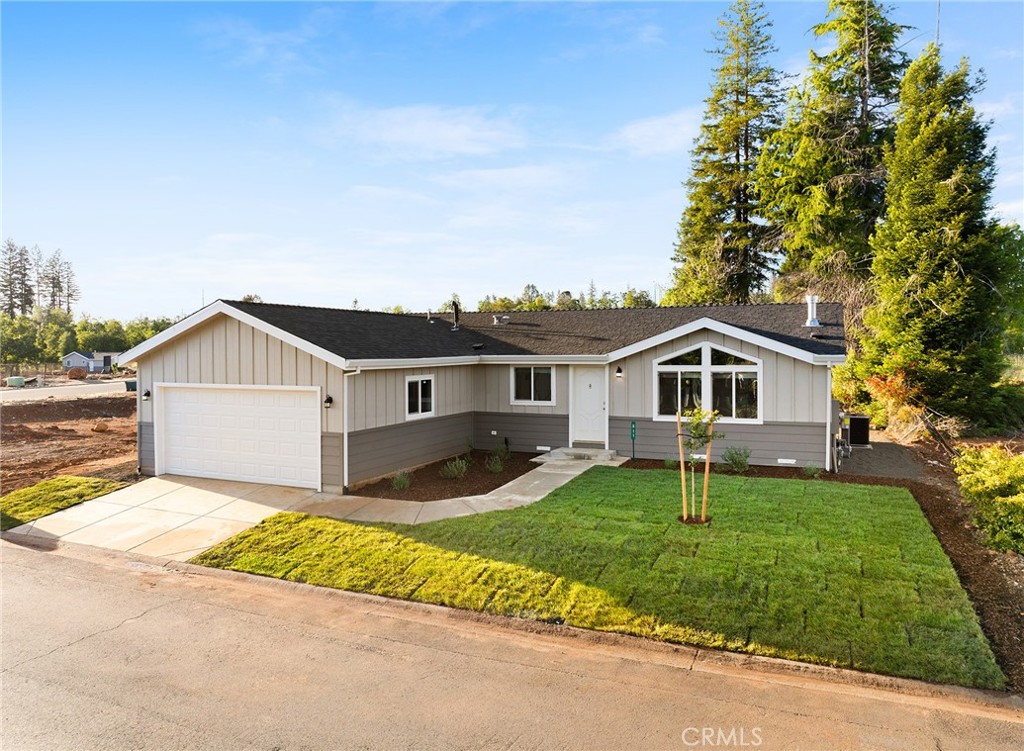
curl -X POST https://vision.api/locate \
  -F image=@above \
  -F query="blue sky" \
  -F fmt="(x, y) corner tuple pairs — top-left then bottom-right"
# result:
(3, 1), (1022, 321)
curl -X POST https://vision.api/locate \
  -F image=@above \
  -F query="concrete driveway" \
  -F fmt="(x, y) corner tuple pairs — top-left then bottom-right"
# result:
(3, 476), (318, 561)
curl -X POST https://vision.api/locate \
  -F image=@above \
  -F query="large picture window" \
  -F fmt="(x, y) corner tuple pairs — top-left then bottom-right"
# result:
(654, 344), (760, 422)
(511, 366), (554, 404)
(406, 375), (434, 419)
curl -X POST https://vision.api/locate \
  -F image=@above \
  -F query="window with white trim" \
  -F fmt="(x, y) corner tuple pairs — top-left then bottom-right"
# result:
(406, 375), (434, 419)
(511, 366), (554, 405)
(654, 344), (760, 422)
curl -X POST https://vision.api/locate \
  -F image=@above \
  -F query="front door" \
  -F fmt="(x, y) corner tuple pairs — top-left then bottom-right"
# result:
(571, 366), (605, 444)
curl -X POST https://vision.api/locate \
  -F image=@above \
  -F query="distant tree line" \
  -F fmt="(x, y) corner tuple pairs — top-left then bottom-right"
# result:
(476, 282), (655, 312)
(0, 238), (176, 365)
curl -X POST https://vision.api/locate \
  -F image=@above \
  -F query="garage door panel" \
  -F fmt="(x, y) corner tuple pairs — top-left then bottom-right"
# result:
(160, 387), (320, 490)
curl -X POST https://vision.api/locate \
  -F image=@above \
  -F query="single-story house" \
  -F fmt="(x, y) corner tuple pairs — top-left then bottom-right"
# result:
(62, 351), (120, 373)
(117, 297), (846, 492)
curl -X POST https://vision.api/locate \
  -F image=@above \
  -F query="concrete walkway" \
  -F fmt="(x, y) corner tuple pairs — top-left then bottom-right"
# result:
(292, 453), (626, 525)
(3, 453), (623, 559)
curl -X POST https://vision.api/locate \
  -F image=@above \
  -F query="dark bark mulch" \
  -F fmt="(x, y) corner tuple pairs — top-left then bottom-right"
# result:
(353, 450), (541, 502)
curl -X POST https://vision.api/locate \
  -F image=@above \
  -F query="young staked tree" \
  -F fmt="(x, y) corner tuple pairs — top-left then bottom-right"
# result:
(858, 44), (1012, 421)
(757, 0), (907, 294)
(664, 0), (782, 306)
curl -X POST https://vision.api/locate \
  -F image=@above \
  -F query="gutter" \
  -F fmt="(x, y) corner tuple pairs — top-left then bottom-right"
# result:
(342, 367), (362, 490)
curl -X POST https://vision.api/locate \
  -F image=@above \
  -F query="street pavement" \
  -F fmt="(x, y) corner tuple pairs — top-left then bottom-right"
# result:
(0, 381), (130, 403)
(2, 540), (1021, 751)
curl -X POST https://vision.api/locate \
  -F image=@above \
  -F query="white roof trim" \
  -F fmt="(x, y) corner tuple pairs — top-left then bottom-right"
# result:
(347, 356), (480, 370)
(116, 300), (351, 371)
(607, 317), (844, 365)
(480, 354), (606, 366)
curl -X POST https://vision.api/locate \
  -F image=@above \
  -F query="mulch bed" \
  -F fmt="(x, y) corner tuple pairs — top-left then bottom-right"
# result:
(353, 450), (541, 502)
(624, 451), (1024, 693)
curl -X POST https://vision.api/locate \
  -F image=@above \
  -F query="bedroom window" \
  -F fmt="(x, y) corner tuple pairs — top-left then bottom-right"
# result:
(655, 344), (760, 422)
(511, 366), (554, 404)
(406, 375), (434, 419)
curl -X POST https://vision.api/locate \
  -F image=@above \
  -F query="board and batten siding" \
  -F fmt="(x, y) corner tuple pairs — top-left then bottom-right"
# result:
(472, 365), (569, 415)
(348, 413), (474, 485)
(610, 417), (824, 467)
(346, 365), (475, 432)
(135, 315), (345, 433)
(608, 330), (829, 424)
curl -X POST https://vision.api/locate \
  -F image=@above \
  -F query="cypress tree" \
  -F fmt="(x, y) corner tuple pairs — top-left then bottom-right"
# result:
(757, 0), (907, 287)
(663, 0), (782, 305)
(858, 44), (1011, 422)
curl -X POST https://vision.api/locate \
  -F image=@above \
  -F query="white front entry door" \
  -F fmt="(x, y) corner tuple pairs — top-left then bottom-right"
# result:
(571, 366), (605, 444)
(158, 385), (321, 490)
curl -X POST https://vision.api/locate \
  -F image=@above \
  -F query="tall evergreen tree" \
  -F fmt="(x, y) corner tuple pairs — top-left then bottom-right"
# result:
(664, 0), (782, 305)
(0, 239), (35, 316)
(857, 44), (1011, 421)
(757, 0), (907, 289)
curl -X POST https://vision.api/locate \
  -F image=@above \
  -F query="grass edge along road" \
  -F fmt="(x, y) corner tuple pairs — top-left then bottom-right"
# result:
(195, 466), (1004, 688)
(1, 476), (126, 531)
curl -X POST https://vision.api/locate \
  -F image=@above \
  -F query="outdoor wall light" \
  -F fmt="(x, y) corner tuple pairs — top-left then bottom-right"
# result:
(323, 395), (333, 408)
(615, 367), (623, 379)
(142, 390), (151, 401)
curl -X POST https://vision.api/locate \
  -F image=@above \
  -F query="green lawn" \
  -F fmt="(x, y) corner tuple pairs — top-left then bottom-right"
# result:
(194, 467), (1004, 688)
(1, 476), (127, 531)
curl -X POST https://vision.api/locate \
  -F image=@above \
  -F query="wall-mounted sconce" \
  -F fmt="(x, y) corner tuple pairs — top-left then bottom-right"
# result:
(142, 390), (151, 401)
(615, 367), (623, 379)
(323, 395), (333, 409)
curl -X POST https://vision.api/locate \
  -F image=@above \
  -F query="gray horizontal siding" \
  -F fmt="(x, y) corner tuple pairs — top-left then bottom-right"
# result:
(610, 417), (826, 468)
(348, 412), (475, 485)
(473, 412), (569, 453)
(322, 432), (343, 488)
(138, 422), (155, 475)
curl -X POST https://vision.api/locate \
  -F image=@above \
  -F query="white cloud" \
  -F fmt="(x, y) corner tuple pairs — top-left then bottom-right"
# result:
(977, 95), (1021, 120)
(194, 8), (336, 80)
(993, 199), (1024, 226)
(432, 164), (571, 193)
(312, 99), (526, 160)
(606, 107), (701, 156)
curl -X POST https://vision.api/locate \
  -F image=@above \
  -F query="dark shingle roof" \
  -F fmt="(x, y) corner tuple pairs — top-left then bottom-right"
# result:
(222, 300), (845, 361)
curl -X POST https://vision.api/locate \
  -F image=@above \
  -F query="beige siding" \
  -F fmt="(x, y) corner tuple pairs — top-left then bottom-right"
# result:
(135, 315), (345, 433)
(347, 365), (475, 431)
(472, 365), (570, 416)
(608, 331), (829, 424)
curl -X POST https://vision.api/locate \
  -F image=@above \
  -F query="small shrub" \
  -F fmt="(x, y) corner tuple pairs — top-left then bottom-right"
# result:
(954, 445), (1024, 553)
(485, 455), (504, 474)
(391, 472), (411, 492)
(465, 436), (475, 453)
(804, 464), (822, 479)
(492, 442), (512, 461)
(440, 456), (470, 480)
(663, 458), (679, 470)
(721, 446), (751, 474)
(67, 367), (87, 380)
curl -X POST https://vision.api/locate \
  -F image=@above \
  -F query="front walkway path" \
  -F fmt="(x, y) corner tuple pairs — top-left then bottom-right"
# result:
(293, 455), (626, 525)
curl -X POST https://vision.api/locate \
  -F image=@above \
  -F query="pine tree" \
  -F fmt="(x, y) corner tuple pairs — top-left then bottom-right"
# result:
(757, 0), (907, 287)
(0, 239), (35, 316)
(857, 44), (1010, 422)
(664, 0), (782, 305)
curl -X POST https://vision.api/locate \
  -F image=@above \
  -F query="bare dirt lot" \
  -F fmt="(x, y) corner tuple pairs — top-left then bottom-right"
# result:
(1, 394), (139, 494)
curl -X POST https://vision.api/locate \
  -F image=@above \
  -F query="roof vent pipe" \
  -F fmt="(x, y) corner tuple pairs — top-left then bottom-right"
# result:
(804, 295), (820, 327)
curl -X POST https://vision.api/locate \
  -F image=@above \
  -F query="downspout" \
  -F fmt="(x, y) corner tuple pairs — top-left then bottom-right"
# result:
(825, 364), (834, 472)
(342, 367), (362, 490)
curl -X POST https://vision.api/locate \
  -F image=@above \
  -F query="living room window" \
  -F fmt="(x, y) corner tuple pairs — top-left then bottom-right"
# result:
(654, 344), (760, 422)
(406, 375), (434, 419)
(511, 366), (554, 405)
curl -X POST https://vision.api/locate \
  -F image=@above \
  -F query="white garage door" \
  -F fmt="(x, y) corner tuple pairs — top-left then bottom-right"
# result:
(159, 386), (321, 490)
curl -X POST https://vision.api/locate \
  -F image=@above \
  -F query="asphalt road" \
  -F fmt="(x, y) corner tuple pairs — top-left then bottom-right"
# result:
(0, 381), (130, 403)
(2, 541), (1022, 751)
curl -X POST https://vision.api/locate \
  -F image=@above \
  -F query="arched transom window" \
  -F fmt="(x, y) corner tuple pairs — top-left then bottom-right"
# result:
(654, 343), (762, 423)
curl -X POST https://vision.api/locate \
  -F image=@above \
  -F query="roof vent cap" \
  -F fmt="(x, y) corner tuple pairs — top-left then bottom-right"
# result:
(804, 294), (820, 327)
